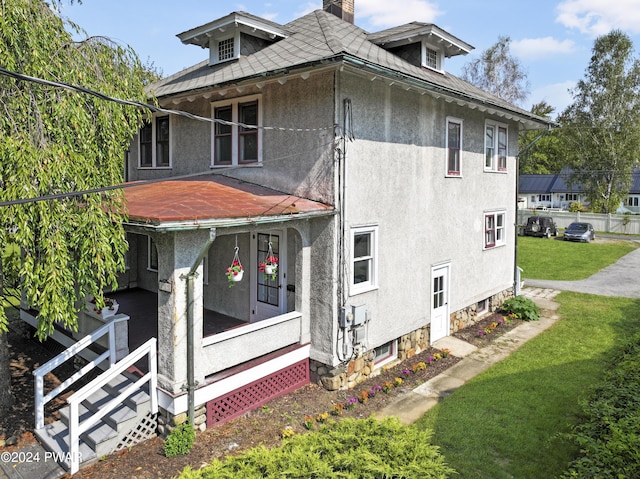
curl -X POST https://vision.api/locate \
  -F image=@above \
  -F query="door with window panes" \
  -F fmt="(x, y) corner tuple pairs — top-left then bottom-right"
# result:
(251, 231), (286, 321)
(430, 263), (450, 343)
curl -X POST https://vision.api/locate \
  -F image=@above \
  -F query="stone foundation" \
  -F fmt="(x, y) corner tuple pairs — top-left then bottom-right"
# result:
(315, 288), (513, 392)
(157, 403), (207, 437)
(313, 325), (431, 392)
(450, 288), (513, 333)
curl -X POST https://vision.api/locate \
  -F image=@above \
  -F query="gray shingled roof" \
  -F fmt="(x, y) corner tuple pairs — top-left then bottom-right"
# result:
(519, 169), (640, 194)
(149, 10), (549, 126)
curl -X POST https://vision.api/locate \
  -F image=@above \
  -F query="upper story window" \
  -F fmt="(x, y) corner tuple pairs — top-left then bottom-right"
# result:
(446, 117), (463, 176)
(210, 32), (240, 64)
(485, 121), (508, 172)
(422, 42), (443, 71)
(212, 95), (262, 167)
(350, 225), (378, 295)
(484, 211), (506, 249)
(139, 116), (171, 169)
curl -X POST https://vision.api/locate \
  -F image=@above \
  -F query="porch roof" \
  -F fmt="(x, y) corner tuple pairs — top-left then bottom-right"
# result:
(124, 175), (334, 229)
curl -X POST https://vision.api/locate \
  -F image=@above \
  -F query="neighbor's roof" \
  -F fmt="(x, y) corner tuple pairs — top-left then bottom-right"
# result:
(124, 175), (334, 228)
(519, 168), (640, 194)
(148, 10), (550, 128)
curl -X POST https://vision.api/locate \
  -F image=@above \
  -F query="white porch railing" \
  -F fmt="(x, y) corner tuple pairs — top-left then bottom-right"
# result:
(202, 311), (303, 375)
(33, 315), (129, 430)
(67, 338), (157, 474)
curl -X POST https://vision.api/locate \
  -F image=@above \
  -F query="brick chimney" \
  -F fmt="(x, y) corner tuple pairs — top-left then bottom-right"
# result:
(323, 0), (354, 24)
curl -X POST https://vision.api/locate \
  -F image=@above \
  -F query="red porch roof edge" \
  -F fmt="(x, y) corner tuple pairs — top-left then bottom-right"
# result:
(124, 175), (334, 225)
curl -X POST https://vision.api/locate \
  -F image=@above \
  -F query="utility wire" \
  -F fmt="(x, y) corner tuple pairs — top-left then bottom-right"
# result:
(0, 66), (333, 133)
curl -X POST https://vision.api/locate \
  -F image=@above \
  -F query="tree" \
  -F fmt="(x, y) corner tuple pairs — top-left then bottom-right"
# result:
(0, 0), (149, 413)
(518, 101), (564, 174)
(462, 35), (530, 106)
(560, 30), (640, 213)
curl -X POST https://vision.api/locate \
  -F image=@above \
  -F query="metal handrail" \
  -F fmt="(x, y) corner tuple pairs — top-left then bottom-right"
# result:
(67, 338), (157, 474)
(33, 315), (128, 430)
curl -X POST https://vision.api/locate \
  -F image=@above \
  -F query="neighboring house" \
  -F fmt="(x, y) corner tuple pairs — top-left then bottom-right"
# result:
(519, 169), (640, 213)
(23, 1), (552, 469)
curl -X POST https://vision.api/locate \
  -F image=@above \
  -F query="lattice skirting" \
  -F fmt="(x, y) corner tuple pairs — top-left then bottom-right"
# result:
(115, 412), (158, 452)
(206, 359), (309, 427)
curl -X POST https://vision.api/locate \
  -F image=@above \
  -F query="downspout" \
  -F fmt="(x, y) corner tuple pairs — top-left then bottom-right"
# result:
(181, 227), (217, 426)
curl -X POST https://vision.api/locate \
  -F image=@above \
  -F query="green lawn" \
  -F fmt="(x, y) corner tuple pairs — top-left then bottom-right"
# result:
(414, 292), (640, 479)
(517, 236), (639, 280)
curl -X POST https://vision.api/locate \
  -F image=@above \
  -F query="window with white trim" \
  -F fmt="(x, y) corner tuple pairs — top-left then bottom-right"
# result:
(484, 211), (506, 249)
(139, 116), (170, 168)
(422, 41), (443, 71)
(566, 193), (579, 202)
(446, 117), (462, 176)
(374, 340), (397, 368)
(350, 226), (378, 294)
(212, 95), (262, 166)
(210, 32), (240, 64)
(484, 121), (508, 172)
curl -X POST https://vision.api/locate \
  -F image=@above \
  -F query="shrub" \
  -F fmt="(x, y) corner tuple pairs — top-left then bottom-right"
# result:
(560, 334), (640, 478)
(163, 422), (195, 457)
(176, 417), (456, 478)
(502, 296), (540, 321)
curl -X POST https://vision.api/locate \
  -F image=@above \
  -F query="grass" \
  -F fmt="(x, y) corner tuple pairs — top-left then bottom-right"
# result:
(414, 292), (640, 479)
(517, 236), (639, 280)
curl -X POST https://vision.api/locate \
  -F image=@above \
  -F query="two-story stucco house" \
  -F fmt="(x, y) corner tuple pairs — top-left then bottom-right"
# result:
(26, 1), (552, 470)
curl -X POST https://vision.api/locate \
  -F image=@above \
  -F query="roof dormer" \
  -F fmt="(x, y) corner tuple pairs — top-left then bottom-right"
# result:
(177, 12), (289, 66)
(368, 23), (473, 73)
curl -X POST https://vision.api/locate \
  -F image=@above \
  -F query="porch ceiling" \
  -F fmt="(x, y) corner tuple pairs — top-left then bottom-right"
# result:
(124, 175), (333, 227)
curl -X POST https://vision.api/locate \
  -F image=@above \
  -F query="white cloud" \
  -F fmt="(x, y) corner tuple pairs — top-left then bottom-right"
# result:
(532, 80), (576, 114)
(511, 37), (576, 60)
(556, 0), (640, 36)
(357, 0), (443, 28)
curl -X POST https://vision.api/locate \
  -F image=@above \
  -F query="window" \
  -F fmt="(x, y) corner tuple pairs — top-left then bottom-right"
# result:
(629, 197), (639, 207)
(139, 116), (170, 168)
(422, 41), (443, 71)
(446, 118), (462, 176)
(484, 211), (506, 249)
(477, 299), (488, 316)
(374, 340), (397, 368)
(537, 194), (551, 202)
(350, 226), (378, 294)
(212, 96), (261, 166)
(485, 121), (508, 172)
(147, 236), (158, 272)
(566, 193), (579, 202)
(210, 33), (240, 64)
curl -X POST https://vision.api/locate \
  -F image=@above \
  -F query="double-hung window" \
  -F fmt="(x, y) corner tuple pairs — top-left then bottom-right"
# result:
(446, 117), (462, 176)
(139, 116), (171, 168)
(484, 211), (506, 249)
(212, 95), (261, 166)
(351, 226), (378, 294)
(484, 121), (508, 172)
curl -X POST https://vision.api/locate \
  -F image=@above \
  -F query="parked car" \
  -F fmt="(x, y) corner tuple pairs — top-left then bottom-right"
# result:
(523, 216), (558, 238)
(563, 222), (595, 242)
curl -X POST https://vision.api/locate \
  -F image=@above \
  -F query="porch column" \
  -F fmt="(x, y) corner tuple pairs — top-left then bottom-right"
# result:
(296, 230), (313, 345)
(156, 229), (211, 395)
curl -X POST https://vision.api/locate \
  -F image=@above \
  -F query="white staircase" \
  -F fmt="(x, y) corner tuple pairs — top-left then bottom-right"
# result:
(33, 317), (158, 474)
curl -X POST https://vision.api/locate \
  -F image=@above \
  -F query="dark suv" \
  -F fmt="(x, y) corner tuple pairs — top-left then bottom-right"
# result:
(523, 216), (558, 238)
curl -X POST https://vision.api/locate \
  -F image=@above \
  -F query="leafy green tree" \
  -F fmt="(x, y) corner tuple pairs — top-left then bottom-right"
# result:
(0, 0), (149, 412)
(462, 35), (530, 106)
(560, 30), (640, 213)
(518, 101), (564, 174)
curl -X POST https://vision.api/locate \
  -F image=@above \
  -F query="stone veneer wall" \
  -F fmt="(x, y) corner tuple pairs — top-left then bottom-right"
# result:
(314, 288), (513, 392)
(449, 288), (513, 333)
(157, 404), (207, 437)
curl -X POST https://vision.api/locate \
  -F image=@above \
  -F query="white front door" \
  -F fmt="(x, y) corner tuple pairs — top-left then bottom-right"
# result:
(251, 230), (287, 322)
(430, 263), (450, 344)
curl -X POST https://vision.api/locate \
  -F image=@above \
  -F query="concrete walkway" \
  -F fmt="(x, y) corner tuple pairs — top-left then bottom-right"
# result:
(376, 288), (561, 424)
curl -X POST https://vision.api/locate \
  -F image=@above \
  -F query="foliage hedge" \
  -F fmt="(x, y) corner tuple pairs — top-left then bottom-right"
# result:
(502, 296), (540, 321)
(177, 417), (455, 478)
(561, 333), (640, 478)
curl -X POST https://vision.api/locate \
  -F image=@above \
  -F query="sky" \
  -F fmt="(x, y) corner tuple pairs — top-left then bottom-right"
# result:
(58, 0), (640, 116)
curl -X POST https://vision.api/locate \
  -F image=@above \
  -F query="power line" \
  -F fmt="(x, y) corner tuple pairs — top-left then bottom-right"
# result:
(0, 66), (333, 133)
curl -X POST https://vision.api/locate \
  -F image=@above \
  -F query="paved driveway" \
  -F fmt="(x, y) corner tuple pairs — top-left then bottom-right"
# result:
(524, 245), (640, 299)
